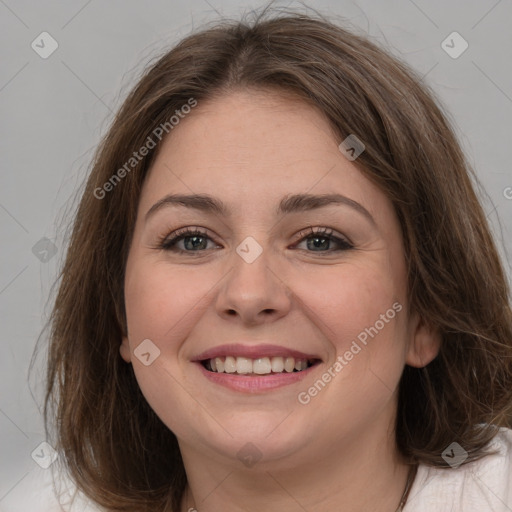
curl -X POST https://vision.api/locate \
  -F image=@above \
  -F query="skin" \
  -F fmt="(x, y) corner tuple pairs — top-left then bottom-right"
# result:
(120, 89), (440, 512)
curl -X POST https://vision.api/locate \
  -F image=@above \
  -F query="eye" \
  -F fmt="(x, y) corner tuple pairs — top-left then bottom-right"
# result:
(158, 227), (218, 254)
(293, 226), (354, 253)
(157, 226), (354, 255)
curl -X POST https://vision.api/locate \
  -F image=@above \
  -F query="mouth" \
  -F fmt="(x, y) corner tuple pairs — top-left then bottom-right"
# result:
(192, 344), (322, 392)
(201, 356), (320, 375)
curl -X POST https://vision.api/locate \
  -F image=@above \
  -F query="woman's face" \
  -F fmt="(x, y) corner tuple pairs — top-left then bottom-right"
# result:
(120, 89), (439, 468)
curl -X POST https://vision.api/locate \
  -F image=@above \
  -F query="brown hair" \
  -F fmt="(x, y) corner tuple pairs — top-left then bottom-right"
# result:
(41, 5), (512, 511)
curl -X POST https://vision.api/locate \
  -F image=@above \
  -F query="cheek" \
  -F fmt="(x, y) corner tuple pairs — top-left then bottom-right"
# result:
(124, 259), (212, 346)
(123, 259), (213, 436)
(305, 261), (406, 378)
(315, 262), (401, 334)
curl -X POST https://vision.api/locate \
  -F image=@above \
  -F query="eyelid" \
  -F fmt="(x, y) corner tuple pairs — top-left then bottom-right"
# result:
(157, 226), (215, 249)
(159, 225), (351, 243)
(157, 225), (354, 254)
(293, 226), (353, 247)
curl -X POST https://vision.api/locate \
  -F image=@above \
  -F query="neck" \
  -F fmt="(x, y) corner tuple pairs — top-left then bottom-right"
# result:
(179, 419), (412, 512)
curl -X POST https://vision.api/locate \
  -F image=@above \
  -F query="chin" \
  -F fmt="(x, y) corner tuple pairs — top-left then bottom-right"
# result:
(192, 413), (315, 466)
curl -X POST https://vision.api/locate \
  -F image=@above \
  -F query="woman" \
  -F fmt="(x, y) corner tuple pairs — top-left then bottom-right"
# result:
(41, 7), (512, 512)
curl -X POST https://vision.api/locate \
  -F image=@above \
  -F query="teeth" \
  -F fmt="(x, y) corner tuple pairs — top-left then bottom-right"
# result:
(253, 357), (271, 374)
(271, 356), (284, 373)
(236, 357), (252, 374)
(206, 356), (312, 375)
(224, 356), (237, 373)
(215, 357), (224, 372)
(284, 357), (295, 373)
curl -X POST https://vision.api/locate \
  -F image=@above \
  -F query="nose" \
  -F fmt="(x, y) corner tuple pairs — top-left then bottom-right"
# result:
(214, 242), (293, 326)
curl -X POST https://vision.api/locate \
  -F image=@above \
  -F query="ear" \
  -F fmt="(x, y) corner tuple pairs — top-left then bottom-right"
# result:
(120, 336), (132, 363)
(406, 311), (441, 368)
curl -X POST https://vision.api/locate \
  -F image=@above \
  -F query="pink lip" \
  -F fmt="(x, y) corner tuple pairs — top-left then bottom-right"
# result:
(192, 343), (321, 362)
(195, 361), (320, 393)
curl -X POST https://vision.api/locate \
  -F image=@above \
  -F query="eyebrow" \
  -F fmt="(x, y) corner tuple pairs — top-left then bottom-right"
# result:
(145, 193), (376, 226)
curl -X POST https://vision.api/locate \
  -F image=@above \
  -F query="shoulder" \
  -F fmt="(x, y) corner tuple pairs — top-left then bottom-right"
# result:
(0, 462), (104, 512)
(404, 427), (512, 512)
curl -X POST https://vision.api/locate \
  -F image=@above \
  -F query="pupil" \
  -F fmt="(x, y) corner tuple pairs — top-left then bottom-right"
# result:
(185, 236), (206, 250)
(185, 235), (330, 251)
(308, 237), (328, 250)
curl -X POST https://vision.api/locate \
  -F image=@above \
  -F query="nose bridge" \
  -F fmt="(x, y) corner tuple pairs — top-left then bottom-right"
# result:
(216, 233), (291, 323)
(231, 233), (277, 295)
(235, 234), (266, 265)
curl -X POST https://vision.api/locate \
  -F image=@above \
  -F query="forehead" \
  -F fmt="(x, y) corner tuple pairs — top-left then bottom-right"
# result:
(138, 89), (390, 223)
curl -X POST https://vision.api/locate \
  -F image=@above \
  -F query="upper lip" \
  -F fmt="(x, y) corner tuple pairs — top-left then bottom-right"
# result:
(192, 343), (322, 362)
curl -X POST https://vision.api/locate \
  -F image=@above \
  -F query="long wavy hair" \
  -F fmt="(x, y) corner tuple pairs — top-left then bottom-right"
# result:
(41, 5), (512, 511)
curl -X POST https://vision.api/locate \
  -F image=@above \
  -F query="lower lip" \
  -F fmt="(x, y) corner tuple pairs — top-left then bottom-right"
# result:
(195, 362), (319, 393)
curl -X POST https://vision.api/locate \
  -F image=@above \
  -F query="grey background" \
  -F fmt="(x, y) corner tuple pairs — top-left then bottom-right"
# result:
(1, 0), (511, 506)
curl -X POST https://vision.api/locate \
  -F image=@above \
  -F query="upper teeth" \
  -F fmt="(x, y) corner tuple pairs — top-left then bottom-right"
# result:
(207, 356), (310, 374)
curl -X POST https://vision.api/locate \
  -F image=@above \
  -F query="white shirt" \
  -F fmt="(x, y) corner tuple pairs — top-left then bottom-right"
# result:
(403, 427), (512, 511)
(2, 428), (511, 511)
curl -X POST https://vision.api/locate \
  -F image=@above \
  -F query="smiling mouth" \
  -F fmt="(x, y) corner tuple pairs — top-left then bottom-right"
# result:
(201, 356), (321, 376)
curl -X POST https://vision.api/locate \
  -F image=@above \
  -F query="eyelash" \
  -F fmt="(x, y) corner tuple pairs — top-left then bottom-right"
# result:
(157, 226), (354, 255)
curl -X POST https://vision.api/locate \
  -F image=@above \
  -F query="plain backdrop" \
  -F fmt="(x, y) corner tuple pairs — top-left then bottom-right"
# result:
(1, 0), (511, 506)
